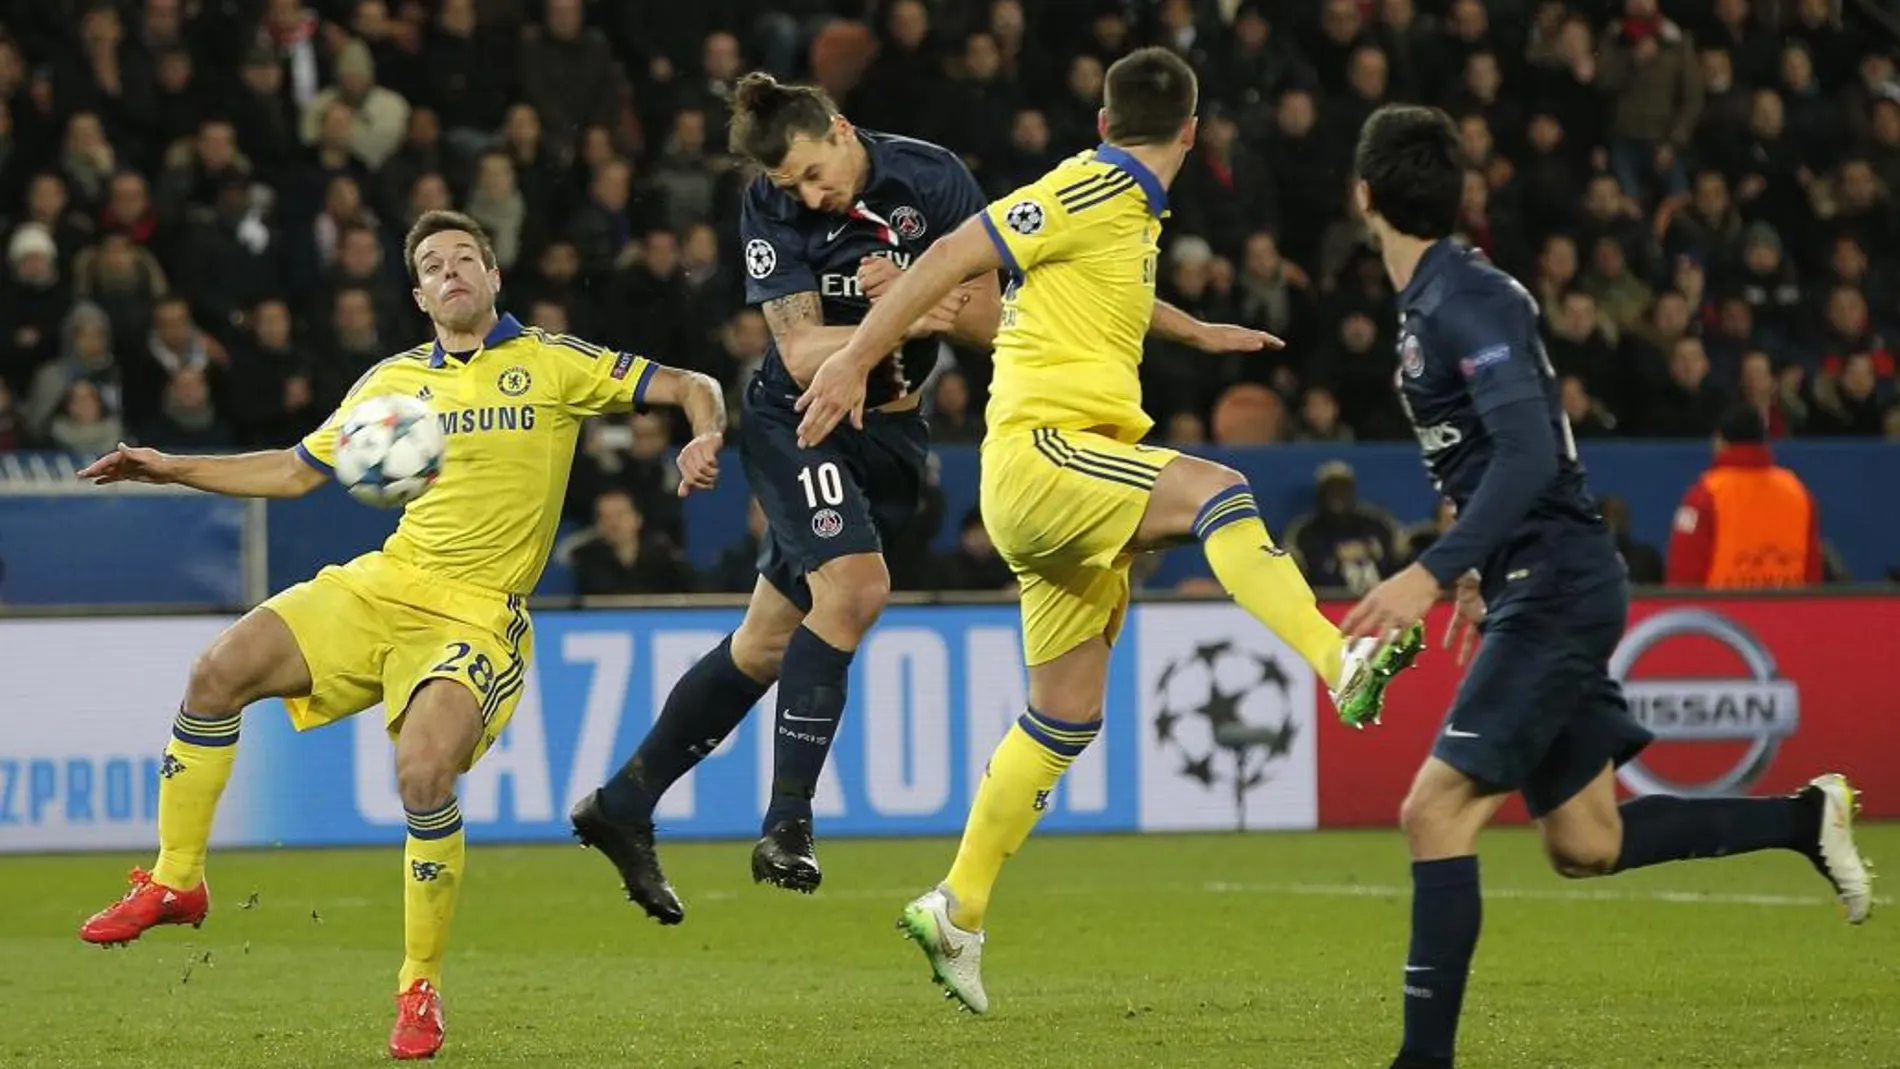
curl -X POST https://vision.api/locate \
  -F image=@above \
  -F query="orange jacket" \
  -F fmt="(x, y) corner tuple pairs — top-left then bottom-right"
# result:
(1666, 444), (1822, 588)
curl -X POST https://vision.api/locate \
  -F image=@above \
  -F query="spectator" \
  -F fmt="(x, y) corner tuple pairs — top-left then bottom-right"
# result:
(704, 497), (769, 594)
(139, 367), (235, 452)
(1285, 461), (1405, 594)
(48, 379), (122, 457)
(938, 506), (1014, 592)
(28, 301), (121, 436)
(929, 370), (983, 445)
(0, 380), (20, 452)
(1667, 407), (1822, 588)
(572, 490), (695, 596)
(298, 39), (410, 171)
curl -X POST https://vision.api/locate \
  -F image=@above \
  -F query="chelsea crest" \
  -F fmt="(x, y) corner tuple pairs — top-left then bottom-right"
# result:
(498, 366), (532, 396)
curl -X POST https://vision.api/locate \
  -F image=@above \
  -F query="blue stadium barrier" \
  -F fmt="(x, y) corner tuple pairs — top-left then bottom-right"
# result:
(2, 439), (1895, 608)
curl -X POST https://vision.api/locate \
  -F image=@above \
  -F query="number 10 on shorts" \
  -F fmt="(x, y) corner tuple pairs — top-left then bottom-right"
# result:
(797, 462), (845, 509)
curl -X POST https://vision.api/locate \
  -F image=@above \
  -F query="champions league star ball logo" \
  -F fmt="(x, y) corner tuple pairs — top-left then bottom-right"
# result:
(1151, 639), (1300, 831)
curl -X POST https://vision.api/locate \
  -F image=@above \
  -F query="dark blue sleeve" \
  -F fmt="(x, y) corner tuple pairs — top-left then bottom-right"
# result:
(929, 151), (989, 232)
(739, 181), (818, 306)
(1417, 288), (1559, 585)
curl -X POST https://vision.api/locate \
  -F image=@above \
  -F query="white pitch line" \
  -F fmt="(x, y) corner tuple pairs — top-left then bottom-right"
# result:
(1201, 881), (1892, 909)
(685, 881), (1888, 910)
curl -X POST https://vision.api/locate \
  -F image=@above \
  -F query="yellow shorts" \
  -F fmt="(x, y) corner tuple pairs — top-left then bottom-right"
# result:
(261, 552), (533, 767)
(980, 428), (1181, 666)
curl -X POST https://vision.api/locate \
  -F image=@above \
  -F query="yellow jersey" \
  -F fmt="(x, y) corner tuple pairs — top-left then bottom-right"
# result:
(978, 144), (1167, 444)
(296, 313), (656, 596)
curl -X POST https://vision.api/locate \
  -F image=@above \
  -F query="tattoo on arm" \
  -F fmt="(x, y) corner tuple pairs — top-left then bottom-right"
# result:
(761, 292), (823, 349)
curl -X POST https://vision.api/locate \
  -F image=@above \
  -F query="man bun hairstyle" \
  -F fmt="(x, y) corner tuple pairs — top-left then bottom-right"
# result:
(1102, 47), (1199, 146)
(728, 71), (840, 169)
(404, 209), (498, 283)
(1353, 104), (1466, 241)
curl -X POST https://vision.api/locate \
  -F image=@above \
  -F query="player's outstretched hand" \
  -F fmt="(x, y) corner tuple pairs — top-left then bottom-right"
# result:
(1194, 322), (1285, 353)
(1341, 562), (1440, 640)
(1444, 571), (1485, 667)
(76, 442), (176, 486)
(676, 432), (721, 497)
(858, 255), (901, 300)
(794, 354), (869, 449)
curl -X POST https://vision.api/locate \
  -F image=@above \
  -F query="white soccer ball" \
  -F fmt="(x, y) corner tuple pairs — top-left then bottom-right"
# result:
(333, 393), (446, 508)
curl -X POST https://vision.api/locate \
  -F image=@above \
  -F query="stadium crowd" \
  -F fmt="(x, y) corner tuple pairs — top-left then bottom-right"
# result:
(0, 0), (1895, 594)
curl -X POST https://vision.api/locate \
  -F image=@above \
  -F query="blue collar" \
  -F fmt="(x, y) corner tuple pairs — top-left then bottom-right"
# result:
(429, 312), (523, 368)
(1397, 240), (1456, 308)
(1093, 143), (1168, 217)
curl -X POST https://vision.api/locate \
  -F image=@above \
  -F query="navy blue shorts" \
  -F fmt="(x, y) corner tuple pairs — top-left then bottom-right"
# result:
(1432, 577), (1654, 818)
(739, 378), (930, 612)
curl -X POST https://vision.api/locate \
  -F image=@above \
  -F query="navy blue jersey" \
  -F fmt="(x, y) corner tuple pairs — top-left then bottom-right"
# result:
(1395, 241), (1612, 590)
(740, 130), (988, 409)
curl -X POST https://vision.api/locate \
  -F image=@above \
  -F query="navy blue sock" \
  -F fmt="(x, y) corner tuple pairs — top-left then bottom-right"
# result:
(599, 635), (769, 824)
(763, 626), (854, 832)
(1613, 793), (1816, 872)
(1399, 856), (1481, 1067)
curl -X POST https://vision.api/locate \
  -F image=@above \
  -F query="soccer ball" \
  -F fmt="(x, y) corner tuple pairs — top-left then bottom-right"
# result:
(333, 393), (445, 508)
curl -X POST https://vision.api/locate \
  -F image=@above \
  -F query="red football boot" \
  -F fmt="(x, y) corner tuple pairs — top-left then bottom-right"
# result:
(388, 979), (446, 1060)
(79, 868), (209, 946)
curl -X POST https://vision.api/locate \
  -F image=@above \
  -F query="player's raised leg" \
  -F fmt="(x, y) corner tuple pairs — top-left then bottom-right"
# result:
(1538, 762), (1873, 920)
(385, 678), (485, 1061)
(755, 550), (889, 890)
(574, 575), (795, 921)
(905, 617), (1111, 1015)
(79, 607), (312, 946)
(1134, 455), (1422, 723)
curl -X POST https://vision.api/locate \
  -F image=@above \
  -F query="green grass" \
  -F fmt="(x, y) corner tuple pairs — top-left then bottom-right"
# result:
(5, 827), (1898, 1069)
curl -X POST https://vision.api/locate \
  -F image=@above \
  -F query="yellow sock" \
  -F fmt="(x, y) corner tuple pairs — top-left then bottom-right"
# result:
(942, 709), (1100, 930)
(399, 798), (466, 991)
(1195, 485), (1345, 686)
(152, 710), (241, 888)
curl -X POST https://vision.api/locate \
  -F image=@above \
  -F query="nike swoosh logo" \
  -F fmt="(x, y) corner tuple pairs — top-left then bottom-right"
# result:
(827, 223), (850, 241)
(1404, 964), (1431, 973)
(782, 713), (833, 723)
(1444, 727), (1480, 738)
(937, 931), (963, 959)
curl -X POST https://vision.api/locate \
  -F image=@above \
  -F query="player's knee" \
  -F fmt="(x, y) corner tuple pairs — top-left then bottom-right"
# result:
(730, 624), (789, 680)
(184, 649), (251, 715)
(395, 747), (459, 813)
(811, 557), (891, 636)
(1545, 833), (1620, 879)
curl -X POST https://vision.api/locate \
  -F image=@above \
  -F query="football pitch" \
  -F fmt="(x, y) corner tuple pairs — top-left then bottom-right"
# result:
(6, 826), (1896, 1069)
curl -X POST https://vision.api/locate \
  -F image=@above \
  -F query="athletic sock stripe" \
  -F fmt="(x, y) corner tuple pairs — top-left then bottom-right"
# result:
(1016, 715), (1093, 758)
(172, 711), (242, 747)
(1024, 708), (1102, 744)
(1193, 495), (1259, 539)
(1193, 485), (1260, 539)
(406, 801), (464, 838)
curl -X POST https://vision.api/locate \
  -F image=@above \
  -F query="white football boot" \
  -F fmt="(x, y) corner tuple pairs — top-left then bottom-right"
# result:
(897, 887), (989, 1014)
(1805, 773), (1874, 924)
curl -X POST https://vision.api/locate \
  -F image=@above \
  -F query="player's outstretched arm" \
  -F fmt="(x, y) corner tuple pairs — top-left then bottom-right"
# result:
(795, 217), (1001, 446)
(763, 292), (866, 388)
(1149, 299), (1285, 353)
(640, 366), (728, 496)
(78, 444), (328, 499)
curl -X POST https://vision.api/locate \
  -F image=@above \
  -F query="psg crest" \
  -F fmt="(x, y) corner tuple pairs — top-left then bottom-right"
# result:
(890, 205), (927, 241)
(1399, 333), (1424, 378)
